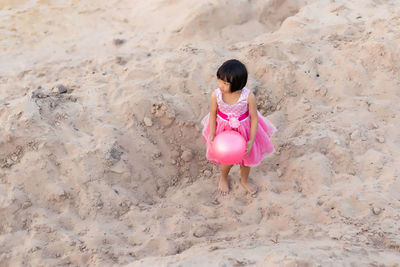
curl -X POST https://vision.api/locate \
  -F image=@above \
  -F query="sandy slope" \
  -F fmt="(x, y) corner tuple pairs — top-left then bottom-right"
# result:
(1, 0), (400, 266)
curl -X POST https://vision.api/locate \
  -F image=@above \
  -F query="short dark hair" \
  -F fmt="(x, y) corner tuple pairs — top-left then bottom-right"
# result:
(216, 59), (248, 92)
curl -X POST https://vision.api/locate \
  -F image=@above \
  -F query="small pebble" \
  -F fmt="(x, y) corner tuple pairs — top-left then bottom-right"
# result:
(211, 198), (220, 205)
(305, 104), (312, 111)
(377, 136), (385, 143)
(372, 207), (382, 215)
(109, 147), (123, 161)
(97, 199), (104, 208)
(143, 117), (153, 127)
(234, 209), (243, 215)
(152, 151), (161, 158)
(57, 84), (68, 94)
(181, 150), (193, 162)
(22, 201), (32, 209)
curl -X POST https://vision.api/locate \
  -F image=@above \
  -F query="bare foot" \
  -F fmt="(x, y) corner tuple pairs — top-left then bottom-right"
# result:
(240, 180), (257, 197)
(218, 177), (229, 196)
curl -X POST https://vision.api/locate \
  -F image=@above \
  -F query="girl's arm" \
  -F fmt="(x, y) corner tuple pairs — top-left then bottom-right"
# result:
(208, 91), (218, 142)
(246, 92), (258, 156)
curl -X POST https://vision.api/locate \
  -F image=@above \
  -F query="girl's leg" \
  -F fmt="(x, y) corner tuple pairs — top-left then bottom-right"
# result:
(240, 165), (257, 196)
(219, 164), (233, 195)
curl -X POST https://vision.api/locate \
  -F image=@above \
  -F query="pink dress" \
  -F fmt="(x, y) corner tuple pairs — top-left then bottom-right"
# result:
(202, 87), (276, 166)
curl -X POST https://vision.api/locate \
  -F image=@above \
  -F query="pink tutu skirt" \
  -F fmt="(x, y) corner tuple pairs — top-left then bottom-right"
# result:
(201, 111), (276, 166)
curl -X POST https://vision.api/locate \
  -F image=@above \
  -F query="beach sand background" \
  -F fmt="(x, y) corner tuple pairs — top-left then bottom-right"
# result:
(1, 0), (400, 265)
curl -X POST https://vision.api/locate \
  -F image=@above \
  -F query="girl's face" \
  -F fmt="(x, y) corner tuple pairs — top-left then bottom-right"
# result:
(217, 79), (231, 94)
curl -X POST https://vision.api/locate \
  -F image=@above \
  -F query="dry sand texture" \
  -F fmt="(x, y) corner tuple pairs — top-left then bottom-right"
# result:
(1, 0), (400, 266)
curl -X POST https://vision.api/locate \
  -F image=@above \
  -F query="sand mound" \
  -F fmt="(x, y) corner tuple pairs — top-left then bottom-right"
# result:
(1, 0), (400, 266)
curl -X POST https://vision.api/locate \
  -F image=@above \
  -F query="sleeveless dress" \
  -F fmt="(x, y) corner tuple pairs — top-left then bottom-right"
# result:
(201, 87), (276, 166)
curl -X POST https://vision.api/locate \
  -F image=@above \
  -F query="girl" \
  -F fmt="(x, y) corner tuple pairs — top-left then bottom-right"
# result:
(202, 59), (276, 197)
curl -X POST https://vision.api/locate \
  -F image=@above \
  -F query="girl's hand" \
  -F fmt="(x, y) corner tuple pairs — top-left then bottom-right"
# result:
(245, 140), (254, 158)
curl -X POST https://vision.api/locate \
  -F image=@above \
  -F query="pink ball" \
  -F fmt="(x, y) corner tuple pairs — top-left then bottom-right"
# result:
(212, 131), (247, 165)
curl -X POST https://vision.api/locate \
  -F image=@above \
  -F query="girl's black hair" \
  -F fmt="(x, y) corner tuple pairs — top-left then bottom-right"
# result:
(216, 59), (248, 92)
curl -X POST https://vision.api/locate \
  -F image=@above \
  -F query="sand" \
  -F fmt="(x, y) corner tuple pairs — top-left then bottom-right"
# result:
(1, 0), (400, 266)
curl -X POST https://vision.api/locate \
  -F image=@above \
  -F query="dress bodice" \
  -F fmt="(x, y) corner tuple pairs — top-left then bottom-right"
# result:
(215, 87), (250, 116)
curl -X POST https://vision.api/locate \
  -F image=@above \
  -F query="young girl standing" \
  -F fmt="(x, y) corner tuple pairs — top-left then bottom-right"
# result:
(202, 59), (276, 197)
